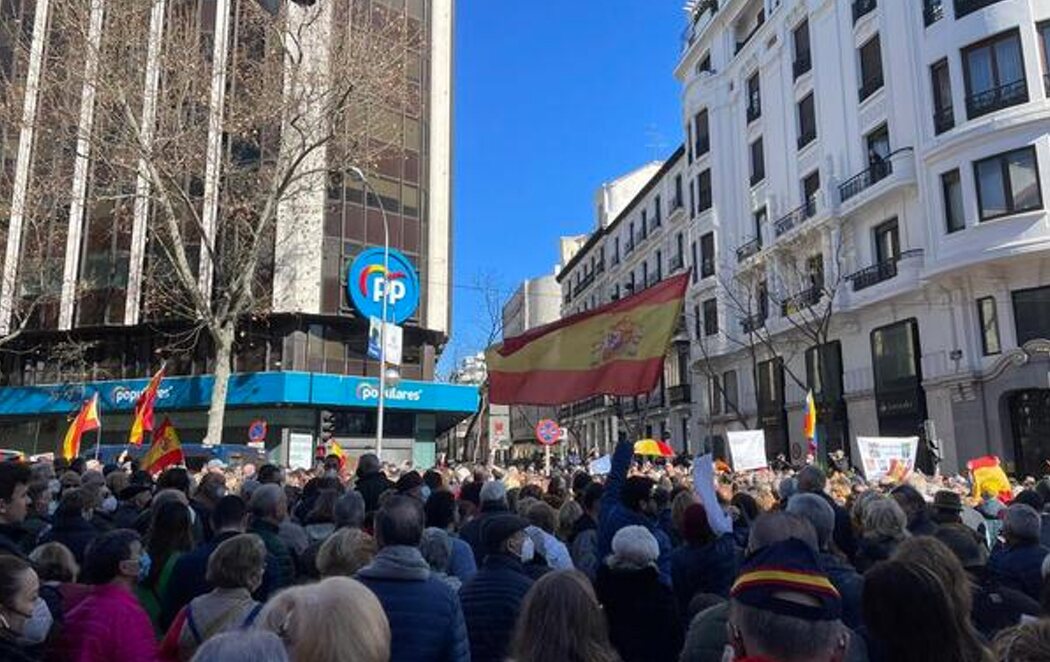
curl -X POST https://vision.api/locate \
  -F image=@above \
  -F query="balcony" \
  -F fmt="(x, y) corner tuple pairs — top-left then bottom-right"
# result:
(740, 312), (766, 334)
(838, 148), (915, 209)
(573, 271), (596, 297)
(858, 74), (884, 102)
(954, 0), (1004, 19)
(670, 196), (685, 214)
(610, 253), (620, 267)
(781, 286), (822, 316)
(681, 0), (719, 51)
(773, 198), (817, 237)
(595, 259), (605, 275)
(966, 79), (1027, 120)
(793, 53), (811, 80)
(797, 130), (817, 150)
(669, 384), (692, 406)
(852, 0), (876, 24)
(847, 249), (923, 292)
(923, 0), (944, 25)
(736, 237), (762, 262)
(635, 229), (647, 246)
(624, 238), (635, 254)
(839, 157), (892, 203)
(933, 106), (954, 134)
(746, 104), (761, 124)
(669, 255), (685, 272)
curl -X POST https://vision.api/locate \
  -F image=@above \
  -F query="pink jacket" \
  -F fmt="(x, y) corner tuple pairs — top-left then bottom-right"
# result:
(49, 583), (160, 662)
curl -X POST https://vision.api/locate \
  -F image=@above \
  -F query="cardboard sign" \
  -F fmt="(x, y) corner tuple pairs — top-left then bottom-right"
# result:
(857, 436), (919, 481)
(726, 429), (768, 472)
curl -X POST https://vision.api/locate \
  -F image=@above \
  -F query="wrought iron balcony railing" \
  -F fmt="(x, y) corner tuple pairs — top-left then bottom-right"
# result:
(965, 78), (1027, 120)
(736, 237), (762, 262)
(774, 197), (817, 237)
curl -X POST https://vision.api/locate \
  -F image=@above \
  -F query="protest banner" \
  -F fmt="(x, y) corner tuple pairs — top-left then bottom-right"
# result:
(588, 454), (612, 475)
(726, 429), (768, 472)
(857, 436), (919, 481)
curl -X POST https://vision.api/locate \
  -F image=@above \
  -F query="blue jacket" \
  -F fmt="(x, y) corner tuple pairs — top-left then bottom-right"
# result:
(597, 441), (673, 585)
(989, 541), (1050, 602)
(820, 552), (864, 630)
(670, 533), (738, 615)
(357, 546), (470, 662)
(459, 554), (534, 662)
(449, 536), (478, 583)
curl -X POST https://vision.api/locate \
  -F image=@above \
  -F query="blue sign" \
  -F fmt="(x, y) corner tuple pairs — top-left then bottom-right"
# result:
(348, 247), (420, 324)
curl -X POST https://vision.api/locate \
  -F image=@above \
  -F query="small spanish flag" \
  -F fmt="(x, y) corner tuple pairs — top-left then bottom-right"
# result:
(486, 273), (689, 405)
(803, 390), (817, 453)
(129, 366), (165, 446)
(968, 455), (1012, 503)
(142, 417), (184, 475)
(330, 440), (347, 470)
(62, 394), (100, 460)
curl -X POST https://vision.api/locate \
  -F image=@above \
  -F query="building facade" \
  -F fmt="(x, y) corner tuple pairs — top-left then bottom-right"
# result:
(557, 0), (1050, 475)
(0, 0), (475, 462)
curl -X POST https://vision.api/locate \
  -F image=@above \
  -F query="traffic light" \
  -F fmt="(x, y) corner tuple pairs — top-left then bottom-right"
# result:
(319, 409), (336, 442)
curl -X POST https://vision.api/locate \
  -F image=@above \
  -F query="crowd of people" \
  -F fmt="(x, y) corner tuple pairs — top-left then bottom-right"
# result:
(1, 442), (1050, 661)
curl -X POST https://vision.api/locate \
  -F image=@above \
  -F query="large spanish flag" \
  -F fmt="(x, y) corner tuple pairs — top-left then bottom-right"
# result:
(142, 417), (184, 475)
(62, 394), (101, 460)
(487, 273), (689, 405)
(968, 455), (1012, 503)
(129, 366), (165, 446)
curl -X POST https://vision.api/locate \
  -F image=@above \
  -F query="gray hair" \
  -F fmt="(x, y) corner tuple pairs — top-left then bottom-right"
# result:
(335, 491), (366, 529)
(1003, 503), (1042, 543)
(419, 527), (452, 573)
(249, 484), (286, 520)
(729, 601), (844, 662)
(190, 630), (289, 662)
(786, 494), (835, 551)
(480, 480), (507, 505)
(748, 512), (819, 555)
(863, 497), (908, 541)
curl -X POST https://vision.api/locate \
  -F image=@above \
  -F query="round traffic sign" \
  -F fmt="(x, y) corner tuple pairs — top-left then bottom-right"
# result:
(535, 419), (561, 446)
(248, 419), (268, 443)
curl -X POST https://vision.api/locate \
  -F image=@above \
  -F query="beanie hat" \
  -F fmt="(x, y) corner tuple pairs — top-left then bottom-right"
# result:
(481, 514), (527, 554)
(731, 538), (841, 622)
(396, 471), (424, 493)
(611, 525), (659, 567)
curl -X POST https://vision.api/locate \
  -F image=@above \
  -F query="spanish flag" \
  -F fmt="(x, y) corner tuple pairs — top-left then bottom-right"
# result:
(487, 273), (689, 405)
(129, 366), (165, 446)
(803, 389), (817, 453)
(330, 440), (347, 470)
(62, 394), (101, 460)
(968, 455), (1012, 503)
(142, 417), (184, 475)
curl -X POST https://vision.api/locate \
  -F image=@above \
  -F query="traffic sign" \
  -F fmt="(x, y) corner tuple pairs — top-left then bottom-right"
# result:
(535, 419), (561, 446)
(248, 419), (268, 444)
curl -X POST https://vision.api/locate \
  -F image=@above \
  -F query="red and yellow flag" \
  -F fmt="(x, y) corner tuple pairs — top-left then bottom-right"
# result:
(142, 417), (184, 475)
(968, 455), (1012, 503)
(330, 440), (347, 470)
(129, 366), (165, 446)
(62, 394), (100, 460)
(487, 273), (689, 405)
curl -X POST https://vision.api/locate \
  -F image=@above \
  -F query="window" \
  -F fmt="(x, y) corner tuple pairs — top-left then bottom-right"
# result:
(655, 250), (662, 282)
(700, 232), (715, 278)
(690, 240), (698, 284)
(942, 169), (965, 233)
(806, 342), (844, 400)
(797, 93), (817, 149)
(931, 59), (954, 134)
(747, 73), (761, 122)
(924, 0), (944, 26)
(709, 375), (723, 415)
(641, 210), (648, 238)
(757, 279), (769, 319)
(1013, 286), (1050, 345)
(859, 35), (884, 101)
(687, 121), (694, 163)
(703, 298), (718, 336)
(1041, 22), (1050, 96)
(974, 146), (1042, 221)
(613, 236), (621, 263)
(642, 262), (649, 288)
(803, 170), (820, 203)
(955, 0), (1010, 20)
(756, 358), (785, 412)
(874, 218), (900, 264)
(866, 124), (891, 179)
(689, 179), (696, 217)
(807, 254), (825, 291)
(654, 196), (662, 227)
(750, 137), (765, 186)
(963, 30), (1027, 119)
(699, 52), (712, 73)
(977, 296), (1001, 355)
(674, 174), (684, 209)
(754, 207), (767, 245)
(693, 303), (702, 338)
(695, 110), (710, 157)
(723, 370), (738, 411)
(871, 319), (921, 391)
(627, 222), (635, 252)
(793, 20), (811, 79)
(697, 169), (712, 212)
(675, 233), (685, 269)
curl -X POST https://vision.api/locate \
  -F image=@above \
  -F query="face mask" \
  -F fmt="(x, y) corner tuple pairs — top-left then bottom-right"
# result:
(47, 501), (58, 517)
(15, 598), (52, 646)
(101, 496), (117, 513)
(137, 552), (152, 583)
(519, 537), (535, 564)
(47, 479), (61, 495)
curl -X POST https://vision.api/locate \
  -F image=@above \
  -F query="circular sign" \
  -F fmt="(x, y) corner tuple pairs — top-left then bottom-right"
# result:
(535, 419), (561, 446)
(248, 419), (268, 443)
(347, 247), (420, 324)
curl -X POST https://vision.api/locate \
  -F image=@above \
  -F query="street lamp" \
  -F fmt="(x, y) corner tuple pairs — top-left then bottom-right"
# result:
(346, 166), (392, 461)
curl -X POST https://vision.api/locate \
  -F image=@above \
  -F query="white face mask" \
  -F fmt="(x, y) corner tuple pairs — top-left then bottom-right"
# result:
(47, 501), (58, 517)
(15, 598), (53, 645)
(187, 505), (197, 525)
(47, 479), (61, 495)
(100, 496), (117, 513)
(519, 537), (535, 564)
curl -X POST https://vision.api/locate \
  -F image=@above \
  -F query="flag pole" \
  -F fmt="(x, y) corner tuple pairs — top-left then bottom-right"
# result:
(94, 425), (101, 462)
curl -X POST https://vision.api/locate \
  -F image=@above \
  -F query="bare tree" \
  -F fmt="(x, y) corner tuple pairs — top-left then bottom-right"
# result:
(6, 0), (417, 442)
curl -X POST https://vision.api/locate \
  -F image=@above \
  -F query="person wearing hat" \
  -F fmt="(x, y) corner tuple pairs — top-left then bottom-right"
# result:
(111, 484), (152, 530)
(458, 513), (535, 662)
(725, 538), (849, 662)
(395, 471), (426, 502)
(354, 453), (394, 514)
(459, 479), (511, 565)
(595, 525), (683, 662)
(989, 503), (1050, 602)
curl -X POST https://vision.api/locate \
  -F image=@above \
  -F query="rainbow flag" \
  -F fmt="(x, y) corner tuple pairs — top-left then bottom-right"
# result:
(803, 389), (817, 454)
(62, 394), (101, 460)
(486, 274), (689, 405)
(129, 366), (165, 446)
(142, 417), (184, 475)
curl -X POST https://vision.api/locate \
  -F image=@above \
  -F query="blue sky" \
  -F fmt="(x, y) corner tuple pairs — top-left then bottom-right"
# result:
(440, 2), (687, 375)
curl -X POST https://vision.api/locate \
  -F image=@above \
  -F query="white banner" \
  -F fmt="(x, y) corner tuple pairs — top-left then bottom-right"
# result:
(727, 429), (768, 472)
(588, 454), (612, 475)
(287, 432), (315, 470)
(856, 436), (919, 480)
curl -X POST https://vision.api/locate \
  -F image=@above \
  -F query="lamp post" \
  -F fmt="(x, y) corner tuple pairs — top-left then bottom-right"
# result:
(347, 166), (393, 461)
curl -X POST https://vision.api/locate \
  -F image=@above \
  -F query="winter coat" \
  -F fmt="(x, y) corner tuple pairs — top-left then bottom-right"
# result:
(459, 505), (510, 565)
(248, 519), (296, 591)
(989, 540), (1050, 602)
(570, 515), (600, 581)
(0, 634), (36, 662)
(670, 533), (738, 616)
(969, 565), (1040, 639)
(39, 514), (98, 564)
(0, 522), (29, 558)
(357, 545), (470, 662)
(853, 535), (901, 574)
(597, 441), (673, 585)
(819, 552), (864, 630)
(459, 554), (534, 662)
(355, 472), (394, 514)
(595, 564), (683, 662)
(111, 503), (142, 531)
(448, 536), (477, 583)
(49, 583), (160, 662)
(160, 587), (262, 662)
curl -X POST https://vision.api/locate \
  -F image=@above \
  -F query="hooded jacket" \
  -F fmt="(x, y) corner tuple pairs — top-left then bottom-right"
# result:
(459, 554), (534, 662)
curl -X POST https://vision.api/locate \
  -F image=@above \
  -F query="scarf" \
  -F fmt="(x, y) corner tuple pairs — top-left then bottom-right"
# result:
(357, 545), (431, 581)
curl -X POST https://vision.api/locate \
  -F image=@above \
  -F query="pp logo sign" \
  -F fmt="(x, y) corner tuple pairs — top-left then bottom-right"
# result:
(347, 247), (420, 324)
